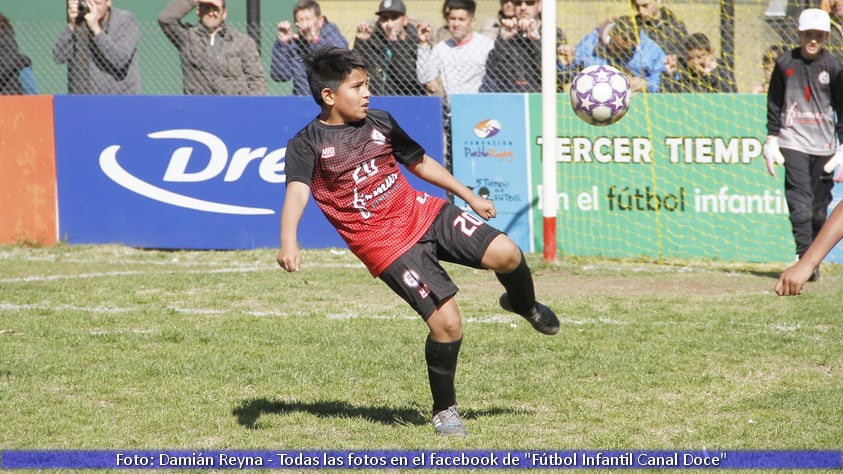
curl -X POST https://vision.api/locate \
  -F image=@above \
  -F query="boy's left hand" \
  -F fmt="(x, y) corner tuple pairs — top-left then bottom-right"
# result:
(468, 197), (496, 221)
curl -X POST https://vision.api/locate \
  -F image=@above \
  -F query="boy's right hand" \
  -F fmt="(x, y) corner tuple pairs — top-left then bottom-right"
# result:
(277, 244), (301, 272)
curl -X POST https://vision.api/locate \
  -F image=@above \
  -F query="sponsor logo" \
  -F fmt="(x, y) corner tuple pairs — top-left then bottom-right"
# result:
(322, 146), (336, 158)
(819, 70), (830, 85)
(371, 129), (387, 145)
(98, 129), (284, 215)
(402, 269), (430, 299)
(473, 119), (502, 139)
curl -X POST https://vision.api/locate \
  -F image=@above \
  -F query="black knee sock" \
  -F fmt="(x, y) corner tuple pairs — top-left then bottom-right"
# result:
(495, 251), (536, 314)
(425, 335), (462, 414)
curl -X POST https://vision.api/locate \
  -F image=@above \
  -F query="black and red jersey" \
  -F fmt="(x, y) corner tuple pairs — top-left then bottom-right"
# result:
(285, 109), (447, 276)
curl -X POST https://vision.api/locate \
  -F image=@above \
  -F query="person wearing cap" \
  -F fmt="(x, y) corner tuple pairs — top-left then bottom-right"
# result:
(53, 0), (141, 94)
(479, 0), (569, 92)
(159, 0), (266, 96)
(764, 8), (843, 283)
(270, 0), (347, 96)
(563, 15), (666, 93)
(353, 0), (426, 96)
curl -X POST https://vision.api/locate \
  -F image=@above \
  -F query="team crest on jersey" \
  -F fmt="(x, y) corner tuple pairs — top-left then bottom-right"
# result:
(371, 129), (387, 145)
(321, 146), (336, 158)
(402, 269), (430, 299)
(819, 71), (830, 85)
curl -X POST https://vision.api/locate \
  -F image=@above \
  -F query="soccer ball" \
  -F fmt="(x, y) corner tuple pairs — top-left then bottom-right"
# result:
(569, 65), (631, 126)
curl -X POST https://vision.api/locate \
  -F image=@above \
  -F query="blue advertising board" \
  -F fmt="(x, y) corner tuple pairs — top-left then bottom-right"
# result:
(53, 95), (444, 249)
(449, 94), (533, 251)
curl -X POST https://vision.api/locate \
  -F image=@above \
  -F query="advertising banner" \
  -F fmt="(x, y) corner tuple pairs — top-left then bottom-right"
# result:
(450, 94), (533, 251)
(453, 92), (843, 263)
(53, 96), (443, 249)
(526, 93), (798, 263)
(0, 96), (57, 246)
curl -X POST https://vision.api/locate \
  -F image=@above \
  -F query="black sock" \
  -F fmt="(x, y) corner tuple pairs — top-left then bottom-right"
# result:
(425, 335), (462, 414)
(495, 251), (536, 314)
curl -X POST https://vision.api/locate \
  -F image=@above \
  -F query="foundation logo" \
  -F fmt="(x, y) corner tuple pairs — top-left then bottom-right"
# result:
(473, 119), (501, 139)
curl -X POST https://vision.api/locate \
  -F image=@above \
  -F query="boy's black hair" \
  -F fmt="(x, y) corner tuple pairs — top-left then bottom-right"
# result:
(683, 32), (712, 53)
(303, 46), (368, 105)
(445, 0), (476, 17)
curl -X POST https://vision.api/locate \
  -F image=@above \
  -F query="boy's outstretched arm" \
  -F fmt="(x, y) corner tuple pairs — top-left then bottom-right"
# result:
(409, 154), (496, 220)
(775, 202), (843, 295)
(276, 181), (311, 272)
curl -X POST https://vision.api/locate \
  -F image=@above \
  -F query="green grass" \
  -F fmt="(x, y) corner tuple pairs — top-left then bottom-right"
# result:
(1, 244), (841, 472)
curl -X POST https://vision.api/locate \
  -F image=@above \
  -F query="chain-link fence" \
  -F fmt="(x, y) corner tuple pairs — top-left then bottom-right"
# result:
(0, 0), (830, 97)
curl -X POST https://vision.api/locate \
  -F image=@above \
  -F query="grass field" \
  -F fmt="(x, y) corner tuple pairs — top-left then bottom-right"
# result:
(1, 244), (841, 472)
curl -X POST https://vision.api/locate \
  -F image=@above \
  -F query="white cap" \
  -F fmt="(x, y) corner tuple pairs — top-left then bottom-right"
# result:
(798, 8), (830, 33)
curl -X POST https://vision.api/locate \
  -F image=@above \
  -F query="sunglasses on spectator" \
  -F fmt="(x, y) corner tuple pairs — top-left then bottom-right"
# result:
(504, 0), (538, 6)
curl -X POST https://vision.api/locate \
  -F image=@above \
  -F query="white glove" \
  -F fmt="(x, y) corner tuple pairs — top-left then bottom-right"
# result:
(823, 145), (843, 182)
(763, 136), (785, 177)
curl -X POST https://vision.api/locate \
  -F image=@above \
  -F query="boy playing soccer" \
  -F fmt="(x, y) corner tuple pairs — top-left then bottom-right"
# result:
(276, 46), (559, 436)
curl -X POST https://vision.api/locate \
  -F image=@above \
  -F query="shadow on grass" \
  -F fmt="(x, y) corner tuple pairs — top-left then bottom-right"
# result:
(749, 270), (782, 279)
(232, 398), (520, 430)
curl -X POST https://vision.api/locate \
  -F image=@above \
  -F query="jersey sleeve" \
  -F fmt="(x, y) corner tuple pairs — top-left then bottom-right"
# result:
(379, 110), (426, 167)
(285, 134), (317, 186)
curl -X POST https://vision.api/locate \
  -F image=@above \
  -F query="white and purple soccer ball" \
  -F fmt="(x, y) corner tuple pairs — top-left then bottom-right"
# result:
(569, 65), (631, 126)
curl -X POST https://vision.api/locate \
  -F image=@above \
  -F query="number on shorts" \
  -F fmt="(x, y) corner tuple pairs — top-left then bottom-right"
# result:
(453, 211), (483, 237)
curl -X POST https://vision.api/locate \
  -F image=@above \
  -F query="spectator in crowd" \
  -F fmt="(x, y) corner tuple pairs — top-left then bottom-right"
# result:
(53, 0), (141, 94)
(564, 16), (666, 93)
(661, 32), (736, 93)
(629, 0), (688, 68)
(824, 0), (843, 60)
(271, 0), (347, 96)
(416, 0), (493, 97)
(353, 0), (426, 96)
(751, 44), (786, 94)
(764, 8), (843, 282)
(0, 13), (38, 95)
(480, 0), (570, 92)
(434, 0), (453, 43)
(480, 0), (516, 39)
(159, 0), (265, 95)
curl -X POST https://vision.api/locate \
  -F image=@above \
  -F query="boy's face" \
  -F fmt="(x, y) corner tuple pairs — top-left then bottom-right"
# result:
(447, 8), (475, 43)
(686, 47), (715, 75)
(799, 29), (828, 60)
(323, 68), (370, 124)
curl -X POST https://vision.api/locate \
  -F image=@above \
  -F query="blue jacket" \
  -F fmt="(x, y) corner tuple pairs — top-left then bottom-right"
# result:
(564, 27), (666, 93)
(270, 21), (347, 96)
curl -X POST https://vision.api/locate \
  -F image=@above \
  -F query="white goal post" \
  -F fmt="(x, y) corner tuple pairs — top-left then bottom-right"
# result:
(541, 0), (558, 262)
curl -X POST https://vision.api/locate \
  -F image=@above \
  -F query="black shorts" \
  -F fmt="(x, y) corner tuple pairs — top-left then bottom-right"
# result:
(378, 203), (503, 320)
